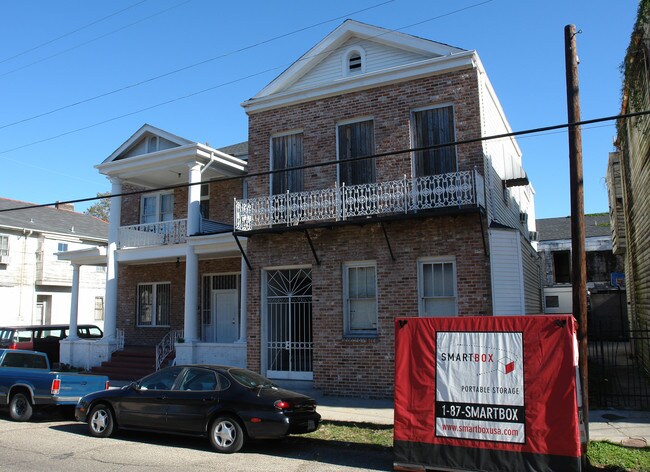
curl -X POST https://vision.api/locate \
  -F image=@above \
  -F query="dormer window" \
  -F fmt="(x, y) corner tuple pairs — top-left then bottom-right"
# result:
(343, 47), (366, 76)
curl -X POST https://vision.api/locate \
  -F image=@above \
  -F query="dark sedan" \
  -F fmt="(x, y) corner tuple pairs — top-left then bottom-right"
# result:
(75, 365), (320, 453)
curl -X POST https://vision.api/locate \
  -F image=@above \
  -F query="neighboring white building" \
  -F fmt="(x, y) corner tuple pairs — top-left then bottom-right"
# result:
(0, 198), (108, 329)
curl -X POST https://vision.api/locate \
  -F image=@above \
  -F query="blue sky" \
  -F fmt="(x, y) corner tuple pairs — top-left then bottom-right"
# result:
(0, 0), (638, 219)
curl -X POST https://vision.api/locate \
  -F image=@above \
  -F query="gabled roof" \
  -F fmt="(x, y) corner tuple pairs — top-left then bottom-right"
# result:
(96, 124), (247, 189)
(536, 215), (612, 242)
(102, 123), (193, 165)
(242, 20), (473, 113)
(0, 198), (108, 241)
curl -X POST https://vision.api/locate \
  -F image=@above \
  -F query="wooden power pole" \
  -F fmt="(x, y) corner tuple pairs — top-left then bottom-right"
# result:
(564, 24), (589, 450)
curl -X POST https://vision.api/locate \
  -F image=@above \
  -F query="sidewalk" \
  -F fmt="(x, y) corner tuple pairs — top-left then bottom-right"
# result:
(309, 389), (650, 446)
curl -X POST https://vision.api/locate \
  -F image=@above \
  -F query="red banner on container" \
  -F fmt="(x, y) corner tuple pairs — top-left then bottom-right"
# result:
(394, 315), (581, 472)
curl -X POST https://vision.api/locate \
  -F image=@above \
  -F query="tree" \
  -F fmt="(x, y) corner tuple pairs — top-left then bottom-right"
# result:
(85, 192), (111, 222)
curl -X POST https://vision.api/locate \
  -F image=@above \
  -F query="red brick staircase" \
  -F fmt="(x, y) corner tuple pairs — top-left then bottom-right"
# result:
(91, 346), (159, 381)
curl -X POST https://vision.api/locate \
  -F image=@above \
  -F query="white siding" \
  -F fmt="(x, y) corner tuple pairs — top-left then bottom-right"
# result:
(489, 229), (525, 315)
(479, 73), (536, 236)
(287, 38), (434, 93)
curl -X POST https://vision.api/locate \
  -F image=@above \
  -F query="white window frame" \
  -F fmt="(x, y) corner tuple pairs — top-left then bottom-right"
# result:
(94, 296), (105, 321)
(0, 234), (9, 257)
(417, 257), (458, 317)
(342, 261), (378, 337)
(342, 46), (367, 76)
(140, 191), (174, 224)
(57, 242), (69, 253)
(137, 282), (171, 327)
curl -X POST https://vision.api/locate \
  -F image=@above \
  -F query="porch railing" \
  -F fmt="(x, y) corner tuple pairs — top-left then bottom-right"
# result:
(119, 219), (187, 248)
(234, 170), (485, 231)
(155, 329), (184, 371)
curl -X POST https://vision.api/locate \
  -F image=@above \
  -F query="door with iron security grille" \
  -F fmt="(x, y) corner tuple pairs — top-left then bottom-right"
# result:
(265, 269), (313, 380)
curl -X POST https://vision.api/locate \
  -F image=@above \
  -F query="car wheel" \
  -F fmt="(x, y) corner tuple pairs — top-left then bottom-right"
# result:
(88, 404), (115, 438)
(209, 416), (244, 453)
(9, 393), (33, 422)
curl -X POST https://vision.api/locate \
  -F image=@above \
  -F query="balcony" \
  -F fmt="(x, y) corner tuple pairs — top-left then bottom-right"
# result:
(234, 170), (485, 231)
(119, 219), (188, 249)
(118, 218), (235, 249)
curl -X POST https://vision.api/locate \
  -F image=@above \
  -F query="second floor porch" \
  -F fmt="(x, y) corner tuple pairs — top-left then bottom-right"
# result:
(234, 169), (485, 232)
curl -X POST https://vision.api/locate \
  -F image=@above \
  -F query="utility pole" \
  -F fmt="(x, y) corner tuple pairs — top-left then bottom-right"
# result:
(565, 24), (589, 453)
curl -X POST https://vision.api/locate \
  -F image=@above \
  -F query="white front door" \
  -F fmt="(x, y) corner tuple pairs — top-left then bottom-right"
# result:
(212, 289), (239, 343)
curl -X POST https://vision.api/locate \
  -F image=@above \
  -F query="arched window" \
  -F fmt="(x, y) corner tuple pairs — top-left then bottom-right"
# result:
(343, 47), (366, 76)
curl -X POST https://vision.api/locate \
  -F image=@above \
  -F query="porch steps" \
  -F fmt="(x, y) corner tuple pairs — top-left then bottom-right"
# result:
(91, 346), (163, 381)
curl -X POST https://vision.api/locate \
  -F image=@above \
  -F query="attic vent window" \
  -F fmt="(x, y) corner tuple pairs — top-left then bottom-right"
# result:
(343, 47), (366, 76)
(349, 54), (362, 72)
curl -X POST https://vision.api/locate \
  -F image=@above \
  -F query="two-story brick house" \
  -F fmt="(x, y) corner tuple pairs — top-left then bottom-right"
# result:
(235, 20), (540, 397)
(66, 21), (540, 397)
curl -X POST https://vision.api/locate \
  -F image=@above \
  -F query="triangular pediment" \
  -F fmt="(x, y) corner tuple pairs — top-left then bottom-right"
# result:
(249, 20), (466, 101)
(103, 124), (194, 164)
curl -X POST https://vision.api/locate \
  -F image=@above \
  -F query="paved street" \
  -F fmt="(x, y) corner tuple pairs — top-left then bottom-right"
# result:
(0, 410), (392, 472)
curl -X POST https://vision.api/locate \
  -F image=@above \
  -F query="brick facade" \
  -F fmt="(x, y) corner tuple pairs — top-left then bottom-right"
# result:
(245, 215), (490, 398)
(246, 71), (484, 196)
(244, 67), (492, 397)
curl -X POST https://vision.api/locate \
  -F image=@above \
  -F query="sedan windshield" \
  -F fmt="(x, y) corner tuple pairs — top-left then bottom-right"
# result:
(228, 369), (275, 389)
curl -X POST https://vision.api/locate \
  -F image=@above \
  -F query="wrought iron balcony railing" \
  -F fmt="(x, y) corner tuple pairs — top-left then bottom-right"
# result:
(234, 170), (485, 231)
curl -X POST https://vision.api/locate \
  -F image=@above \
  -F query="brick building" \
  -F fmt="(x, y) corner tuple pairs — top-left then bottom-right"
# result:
(63, 21), (541, 397)
(236, 20), (540, 397)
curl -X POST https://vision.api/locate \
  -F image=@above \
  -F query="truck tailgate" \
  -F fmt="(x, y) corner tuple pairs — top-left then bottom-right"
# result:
(53, 373), (108, 403)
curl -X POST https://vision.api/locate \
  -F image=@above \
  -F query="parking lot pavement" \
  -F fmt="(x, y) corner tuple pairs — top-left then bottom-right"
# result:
(0, 410), (393, 472)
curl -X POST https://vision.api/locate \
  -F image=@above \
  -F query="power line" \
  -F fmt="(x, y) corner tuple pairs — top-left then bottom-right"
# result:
(0, 0), (495, 156)
(0, 0), (395, 131)
(0, 0), (192, 79)
(0, 109), (643, 215)
(0, 0), (148, 65)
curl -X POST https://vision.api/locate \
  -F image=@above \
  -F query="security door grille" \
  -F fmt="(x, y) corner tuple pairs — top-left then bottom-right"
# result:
(266, 269), (313, 380)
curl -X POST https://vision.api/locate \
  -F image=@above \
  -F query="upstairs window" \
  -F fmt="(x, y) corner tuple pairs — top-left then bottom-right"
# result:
(141, 192), (174, 224)
(271, 132), (304, 195)
(200, 183), (210, 219)
(553, 251), (571, 284)
(147, 136), (159, 153)
(338, 119), (375, 186)
(57, 243), (68, 252)
(412, 105), (457, 177)
(0, 234), (8, 257)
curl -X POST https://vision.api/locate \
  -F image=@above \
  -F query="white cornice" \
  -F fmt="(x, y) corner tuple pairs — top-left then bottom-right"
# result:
(243, 51), (477, 114)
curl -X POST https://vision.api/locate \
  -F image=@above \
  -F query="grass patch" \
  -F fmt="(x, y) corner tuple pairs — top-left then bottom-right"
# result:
(303, 420), (393, 448)
(587, 441), (650, 471)
(304, 423), (650, 471)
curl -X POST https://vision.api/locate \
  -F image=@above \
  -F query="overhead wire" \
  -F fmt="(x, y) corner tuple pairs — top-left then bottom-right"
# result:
(0, 0), (395, 131)
(0, 0), (149, 65)
(0, 0), (496, 157)
(0, 109), (643, 214)
(0, 0), (193, 79)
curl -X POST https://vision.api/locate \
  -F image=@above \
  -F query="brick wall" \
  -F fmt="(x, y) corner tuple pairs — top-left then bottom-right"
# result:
(245, 214), (491, 398)
(246, 70), (484, 198)
(117, 257), (242, 346)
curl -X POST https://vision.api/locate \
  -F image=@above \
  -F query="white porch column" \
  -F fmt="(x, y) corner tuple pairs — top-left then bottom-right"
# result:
(183, 162), (202, 342)
(238, 257), (247, 343)
(104, 177), (122, 341)
(68, 264), (80, 340)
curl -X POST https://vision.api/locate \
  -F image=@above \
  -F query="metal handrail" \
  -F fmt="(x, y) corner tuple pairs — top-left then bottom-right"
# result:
(155, 329), (184, 371)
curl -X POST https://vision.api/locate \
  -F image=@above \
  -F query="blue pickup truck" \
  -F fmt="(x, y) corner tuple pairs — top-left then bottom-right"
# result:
(0, 349), (109, 421)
